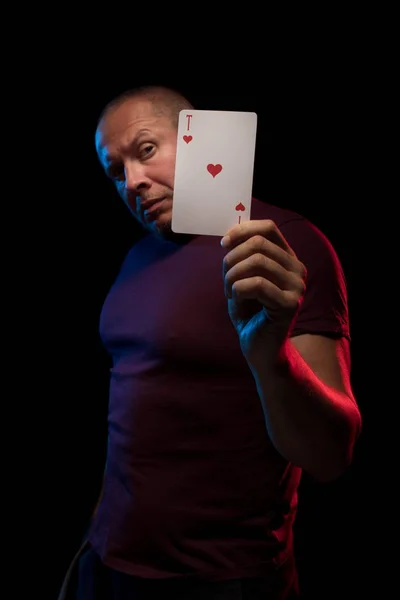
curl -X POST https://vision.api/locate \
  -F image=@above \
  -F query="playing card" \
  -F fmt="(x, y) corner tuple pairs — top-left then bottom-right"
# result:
(171, 109), (258, 236)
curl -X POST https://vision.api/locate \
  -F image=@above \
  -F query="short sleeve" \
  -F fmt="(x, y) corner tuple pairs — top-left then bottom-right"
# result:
(279, 217), (351, 341)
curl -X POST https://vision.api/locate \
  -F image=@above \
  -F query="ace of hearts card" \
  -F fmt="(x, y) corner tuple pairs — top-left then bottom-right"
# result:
(171, 109), (258, 236)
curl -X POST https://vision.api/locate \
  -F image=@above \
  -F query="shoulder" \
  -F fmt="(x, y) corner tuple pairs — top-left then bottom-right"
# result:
(111, 234), (158, 280)
(251, 197), (342, 274)
(252, 198), (351, 340)
(251, 196), (306, 227)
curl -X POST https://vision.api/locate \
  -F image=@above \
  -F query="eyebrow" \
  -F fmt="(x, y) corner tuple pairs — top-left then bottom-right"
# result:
(104, 128), (152, 164)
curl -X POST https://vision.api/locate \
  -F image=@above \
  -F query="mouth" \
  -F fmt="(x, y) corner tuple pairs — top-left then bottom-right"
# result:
(141, 197), (166, 222)
(140, 196), (163, 210)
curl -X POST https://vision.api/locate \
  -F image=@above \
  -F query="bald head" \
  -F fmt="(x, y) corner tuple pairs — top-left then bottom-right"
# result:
(97, 85), (194, 131)
(94, 85), (195, 242)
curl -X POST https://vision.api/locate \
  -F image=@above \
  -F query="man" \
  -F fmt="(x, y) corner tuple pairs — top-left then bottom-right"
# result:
(59, 85), (361, 599)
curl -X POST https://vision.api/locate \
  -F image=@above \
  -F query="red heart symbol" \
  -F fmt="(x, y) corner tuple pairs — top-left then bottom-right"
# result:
(235, 202), (245, 211)
(183, 135), (192, 144)
(207, 164), (223, 177)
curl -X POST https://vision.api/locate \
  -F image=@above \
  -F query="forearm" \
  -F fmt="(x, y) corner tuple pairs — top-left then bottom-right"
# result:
(249, 340), (361, 481)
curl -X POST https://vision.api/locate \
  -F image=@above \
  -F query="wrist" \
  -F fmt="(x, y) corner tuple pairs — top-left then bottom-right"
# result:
(245, 336), (291, 380)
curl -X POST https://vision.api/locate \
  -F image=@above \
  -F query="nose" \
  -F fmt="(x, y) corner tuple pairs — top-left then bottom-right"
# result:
(124, 161), (151, 194)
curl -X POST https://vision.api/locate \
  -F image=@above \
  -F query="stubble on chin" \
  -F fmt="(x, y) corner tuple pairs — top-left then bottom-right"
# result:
(151, 213), (193, 245)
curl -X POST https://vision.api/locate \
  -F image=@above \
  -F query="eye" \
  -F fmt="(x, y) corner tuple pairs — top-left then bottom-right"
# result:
(109, 169), (125, 181)
(140, 143), (156, 159)
(108, 165), (125, 181)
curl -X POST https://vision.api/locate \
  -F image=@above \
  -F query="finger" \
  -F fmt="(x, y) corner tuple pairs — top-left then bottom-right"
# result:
(224, 254), (303, 298)
(231, 276), (302, 315)
(221, 219), (296, 256)
(222, 235), (301, 278)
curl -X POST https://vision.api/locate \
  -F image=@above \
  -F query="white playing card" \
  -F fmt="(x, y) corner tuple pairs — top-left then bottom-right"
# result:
(171, 109), (258, 236)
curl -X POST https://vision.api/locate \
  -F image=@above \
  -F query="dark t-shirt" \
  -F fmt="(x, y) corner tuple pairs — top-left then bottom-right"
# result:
(88, 198), (350, 582)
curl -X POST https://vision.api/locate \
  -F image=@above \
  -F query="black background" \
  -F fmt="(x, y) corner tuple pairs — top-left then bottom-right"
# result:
(16, 34), (387, 599)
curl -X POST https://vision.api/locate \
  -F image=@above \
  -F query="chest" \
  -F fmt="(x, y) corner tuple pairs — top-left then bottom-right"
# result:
(100, 237), (243, 371)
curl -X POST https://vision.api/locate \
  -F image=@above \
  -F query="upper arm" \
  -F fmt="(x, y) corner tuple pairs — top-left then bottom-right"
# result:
(290, 333), (357, 407)
(280, 218), (360, 417)
(280, 218), (351, 342)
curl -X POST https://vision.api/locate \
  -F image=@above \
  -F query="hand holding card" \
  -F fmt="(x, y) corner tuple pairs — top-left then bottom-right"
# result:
(171, 110), (258, 236)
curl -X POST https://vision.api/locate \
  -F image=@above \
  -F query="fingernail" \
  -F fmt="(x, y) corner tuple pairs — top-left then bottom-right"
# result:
(220, 236), (230, 248)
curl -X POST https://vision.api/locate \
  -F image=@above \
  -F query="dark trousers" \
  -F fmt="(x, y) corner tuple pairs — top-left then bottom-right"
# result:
(58, 542), (299, 600)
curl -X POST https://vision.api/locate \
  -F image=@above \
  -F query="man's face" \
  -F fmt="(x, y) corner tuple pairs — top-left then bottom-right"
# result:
(96, 98), (178, 239)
